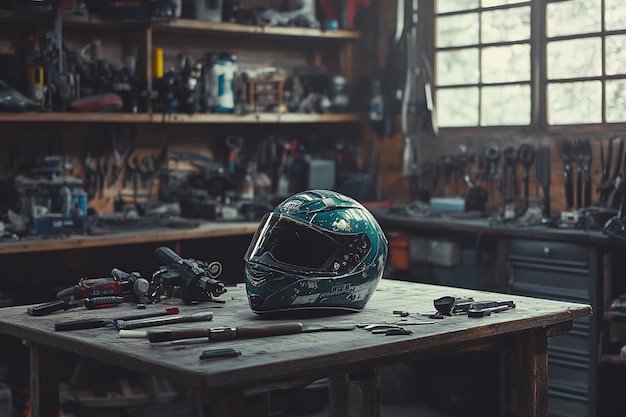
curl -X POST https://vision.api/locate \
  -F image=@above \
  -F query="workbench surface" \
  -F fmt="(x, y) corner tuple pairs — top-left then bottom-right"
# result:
(0, 279), (592, 416)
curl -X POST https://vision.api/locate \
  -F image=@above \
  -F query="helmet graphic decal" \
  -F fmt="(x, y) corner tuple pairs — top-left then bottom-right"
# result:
(332, 218), (352, 232)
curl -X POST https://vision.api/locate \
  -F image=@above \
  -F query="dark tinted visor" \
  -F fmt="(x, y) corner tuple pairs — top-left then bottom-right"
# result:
(245, 213), (370, 275)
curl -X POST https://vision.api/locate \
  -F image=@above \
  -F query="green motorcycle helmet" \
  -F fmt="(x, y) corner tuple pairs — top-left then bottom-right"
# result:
(244, 189), (388, 314)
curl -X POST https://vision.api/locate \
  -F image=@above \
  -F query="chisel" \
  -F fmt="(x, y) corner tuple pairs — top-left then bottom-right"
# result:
(116, 311), (213, 330)
(137, 322), (356, 343)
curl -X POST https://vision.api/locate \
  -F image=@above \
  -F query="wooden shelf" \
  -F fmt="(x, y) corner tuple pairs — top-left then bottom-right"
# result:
(0, 111), (362, 124)
(149, 18), (360, 40)
(0, 10), (359, 41)
(599, 354), (626, 366)
(0, 221), (258, 255)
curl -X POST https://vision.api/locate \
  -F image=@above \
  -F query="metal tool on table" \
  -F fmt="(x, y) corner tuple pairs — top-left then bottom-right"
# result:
(517, 144), (535, 211)
(117, 311), (214, 330)
(431, 296), (515, 318)
(136, 322), (356, 342)
(54, 306), (180, 331)
(467, 300), (516, 318)
(27, 296), (123, 316)
(151, 246), (226, 304)
(56, 277), (122, 301)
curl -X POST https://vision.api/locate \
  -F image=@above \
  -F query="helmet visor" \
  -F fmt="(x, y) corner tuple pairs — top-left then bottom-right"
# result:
(245, 213), (370, 275)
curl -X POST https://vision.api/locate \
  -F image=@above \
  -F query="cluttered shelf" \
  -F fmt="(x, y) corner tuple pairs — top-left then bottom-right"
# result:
(0, 112), (362, 124)
(0, 10), (361, 40)
(0, 220), (258, 255)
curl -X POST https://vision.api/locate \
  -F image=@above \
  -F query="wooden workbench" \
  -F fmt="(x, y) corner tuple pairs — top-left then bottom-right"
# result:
(0, 279), (591, 417)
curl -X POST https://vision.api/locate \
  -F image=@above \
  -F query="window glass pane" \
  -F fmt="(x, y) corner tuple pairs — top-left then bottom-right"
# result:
(436, 49), (480, 85)
(481, 85), (531, 125)
(605, 0), (626, 31)
(482, 44), (530, 83)
(481, 6), (530, 43)
(548, 81), (601, 124)
(436, 0), (479, 14)
(546, 0), (601, 37)
(436, 13), (479, 47)
(606, 80), (626, 122)
(547, 38), (602, 79)
(606, 35), (626, 75)
(437, 87), (479, 127)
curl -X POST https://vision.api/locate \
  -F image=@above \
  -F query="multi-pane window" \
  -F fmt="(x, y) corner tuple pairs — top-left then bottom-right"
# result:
(434, 0), (626, 128)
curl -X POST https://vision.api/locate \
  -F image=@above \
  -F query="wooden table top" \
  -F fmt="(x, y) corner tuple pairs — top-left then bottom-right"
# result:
(0, 279), (592, 393)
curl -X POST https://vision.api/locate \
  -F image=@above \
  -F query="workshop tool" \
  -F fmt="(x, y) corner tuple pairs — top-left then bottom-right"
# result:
(151, 246), (226, 304)
(432, 296), (475, 316)
(56, 277), (122, 301)
(581, 138), (592, 207)
(597, 137), (615, 204)
(54, 306), (180, 331)
(485, 146), (500, 199)
(400, 0), (438, 199)
(561, 138), (575, 209)
(608, 139), (625, 209)
(111, 268), (151, 304)
(467, 301), (516, 318)
(517, 144), (535, 211)
(116, 311), (214, 330)
(536, 146), (551, 218)
(199, 348), (242, 360)
(27, 296), (123, 316)
(501, 146), (518, 203)
(137, 322), (356, 342)
(603, 179), (626, 236)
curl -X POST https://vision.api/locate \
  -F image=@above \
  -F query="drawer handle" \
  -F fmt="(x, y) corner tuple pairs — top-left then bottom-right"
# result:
(544, 247), (552, 255)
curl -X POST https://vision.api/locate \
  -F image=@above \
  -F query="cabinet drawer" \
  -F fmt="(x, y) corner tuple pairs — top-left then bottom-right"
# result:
(505, 239), (589, 265)
(547, 351), (591, 392)
(547, 390), (589, 417)
(508, 262), (590, 302)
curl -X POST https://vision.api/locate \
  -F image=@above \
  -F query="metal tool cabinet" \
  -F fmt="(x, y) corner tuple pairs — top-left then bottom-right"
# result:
(498, 238), (600, 417)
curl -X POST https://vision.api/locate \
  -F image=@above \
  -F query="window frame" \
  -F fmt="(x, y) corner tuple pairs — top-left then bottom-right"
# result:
(430, 0), (626, 136)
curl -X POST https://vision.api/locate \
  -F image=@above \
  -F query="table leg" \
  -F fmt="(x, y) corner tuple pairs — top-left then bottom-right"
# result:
(351, 368), (380, 417)
(29, 342), (59, 417)
(516, 328), (548, 417)
(328, 374), (349, 417)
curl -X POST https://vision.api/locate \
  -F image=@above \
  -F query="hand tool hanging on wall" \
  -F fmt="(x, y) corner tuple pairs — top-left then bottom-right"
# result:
(500, 147), (518, 204)
(607, 139), (625, 209)
(581, 138), (592, 208)
(536, 146), (551, 218)
(517, 144), (535, 211)
(561, 138), (575, 209)
(597, 137), (615, 204)
(400, 0), (438, 200)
